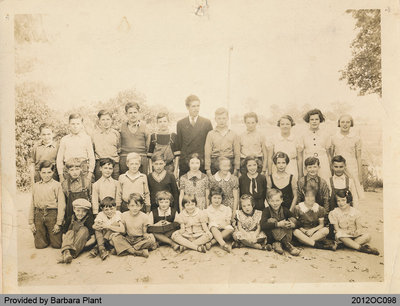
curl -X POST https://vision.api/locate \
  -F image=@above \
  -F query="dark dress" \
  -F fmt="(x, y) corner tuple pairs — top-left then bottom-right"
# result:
(147, 208), (180, 237)
(270, 174), (294, 210)
(239, 173), (267, 211)
(147, 172), (179, 212)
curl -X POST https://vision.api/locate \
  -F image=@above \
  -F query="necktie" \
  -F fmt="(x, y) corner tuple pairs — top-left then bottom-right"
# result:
(251, 178), (257, 194)
(190, 117), (195, 127)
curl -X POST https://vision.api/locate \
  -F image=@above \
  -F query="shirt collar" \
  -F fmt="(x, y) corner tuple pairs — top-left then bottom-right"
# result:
(278, 133), (294, 141)
(215, 171), (231, 182)
(127, 120), (141, 127)
(158, 207), (172, 217)
(41, 141), (56, 148)
(336, 130), (355, 139)
(299, 202), (320, 213)
(125, 171), (142, 180)
(100, 176), (113, 183)
(333, 174), (345, 181)
(306, 174), (319, 182)
(182, 207), (199, 217)
(70, 176), (82, 183)
(214, 128), (230, 137)
(187, 171), (203, 180)
(247, 172), (259, 179)
(39, 179), (54, 184)
(209, 204), (225, 212)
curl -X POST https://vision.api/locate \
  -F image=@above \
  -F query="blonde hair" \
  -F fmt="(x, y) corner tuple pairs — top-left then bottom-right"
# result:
(126, 152), (142, 165)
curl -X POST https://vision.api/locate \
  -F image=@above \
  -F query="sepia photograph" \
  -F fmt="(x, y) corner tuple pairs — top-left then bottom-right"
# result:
(1, 0), (399, 295)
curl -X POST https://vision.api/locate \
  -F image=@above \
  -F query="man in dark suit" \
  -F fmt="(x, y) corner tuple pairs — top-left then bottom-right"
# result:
(176, 95), (213, 177)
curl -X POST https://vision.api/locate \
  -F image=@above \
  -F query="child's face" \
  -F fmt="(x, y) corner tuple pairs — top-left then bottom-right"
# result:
(68, 166), (82, 179)
(128, 201), (142, 215)
(69, 118), (83, 135)
(153, 159), (166, 173)
(275, 157), (288, 172)
(184, 200), (196, 214)
(241, 199), (254, 214)
(246, 160), (258, 175)
(215, 113), (228, 128)
(339, 116), (352, 133)
(158, 198), (170, 211)
(336, 196), (349, 210)
(279, 118), (292, 132)
(39, 167), (54, 183)
(304, 192), (316, 205)
(126, 107), (139, 123)
(245, 117), (257, 132)
(187, 101), (200, 118)
(189, 158), (200, 171)
(332, 161), (345, 177)
(157, 117), (169, 131)
(309, 114), (321, 130)
(74, 207), (88, 221)
(219, 159), (231, 172)
(100, 163), (114, 178)
(211, 194), (222, 206)
(99, 114), (112, 130)
(305, 163), (319, 176)
(127, 159), (141, 173)
(268, 194), (283, 211)
(103, 205), (116, 218)
(40, 128), (53, 144)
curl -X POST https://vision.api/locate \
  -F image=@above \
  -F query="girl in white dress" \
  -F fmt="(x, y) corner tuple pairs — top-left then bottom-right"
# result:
(299, 109), (332, 184)
(331, 114), (364, 200)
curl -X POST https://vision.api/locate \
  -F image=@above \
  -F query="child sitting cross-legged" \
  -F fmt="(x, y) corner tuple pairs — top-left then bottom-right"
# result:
(60, 199), (95, 264)
(293, 187), (337, 251)
(172, 194), (213, 253)
(260, 189), (301, 256)
(205, 186), (234, 253)
(328, 189), (379, 255)
(90, 197), (124, 260)
(232, 194), (271, 251)
(147, 191), (181, 252)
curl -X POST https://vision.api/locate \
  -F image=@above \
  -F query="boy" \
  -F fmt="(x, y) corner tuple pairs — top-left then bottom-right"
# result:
(260, 189), (300, 256)
(61, 198), (95, 264)
(329, 155), (359, 209)
(297, 157), (330, 214)
(239, 112), (267, 175)
(204, 107), (240, 176)
(116, 152), (151, 213)
(30, 123), (59, 183)
(92, 158), (120, 215)
(112, 193), (157, 258)
(61, 158), (92, 233)
(57, 113), (95, 182)
(91, 197), (124, 260)
(92, 110), (121, 181)
(29, 160), (65, 249)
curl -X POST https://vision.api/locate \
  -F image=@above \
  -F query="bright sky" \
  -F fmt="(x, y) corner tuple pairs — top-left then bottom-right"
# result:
(16, 1), (383, 119)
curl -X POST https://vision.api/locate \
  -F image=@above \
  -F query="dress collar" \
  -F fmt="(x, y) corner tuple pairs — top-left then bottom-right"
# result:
(298, 202), (320, 213)
(187, 171), (203, 180)
(336, 130), (355, 139)
(215, 171), (231, 182)
(158, 207), (172, 217)
(41, 141), (56, 148)
(278, 133), (294, 142)
(182, 207), (199, 217)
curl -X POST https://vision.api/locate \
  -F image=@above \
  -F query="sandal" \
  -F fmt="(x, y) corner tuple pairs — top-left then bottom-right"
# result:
(197, 245), (206, 253)
(172, 244), (180, 252)
(179, 245), (186, 253)
(205, 242), (212, 250)
(222, 244), (231, 253)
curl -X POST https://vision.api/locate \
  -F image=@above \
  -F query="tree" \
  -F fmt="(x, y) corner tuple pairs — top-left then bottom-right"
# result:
(340, 10), (381, 97)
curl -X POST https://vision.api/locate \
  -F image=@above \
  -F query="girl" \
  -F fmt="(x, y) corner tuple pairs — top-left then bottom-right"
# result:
(299, 109), (332, 184)
(179, 153), (209, 211)
(232, 194), (270, 250)
(331, 114), (364, 201)
(209, 157), (239, 218)
(267, 152), (297, 211)
(147, 153), (179, 211)
(172, 194), (213, 253)
(147, 191), (180, 252)
(148, 112), (180, 177)
(260, 189), (300, 256)
(328, 190), (379, 255)
(293, 188), (336, 250)
(268, 115), (302, 179)
(239, 156), (267, 211)
(205, 187), (234, 253)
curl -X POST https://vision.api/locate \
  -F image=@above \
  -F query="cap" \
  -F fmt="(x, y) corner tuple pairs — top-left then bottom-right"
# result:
(72, 198), (91, 210)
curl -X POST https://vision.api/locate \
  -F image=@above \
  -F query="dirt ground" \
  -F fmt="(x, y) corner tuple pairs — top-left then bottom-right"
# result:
(16, 190), (384, 287)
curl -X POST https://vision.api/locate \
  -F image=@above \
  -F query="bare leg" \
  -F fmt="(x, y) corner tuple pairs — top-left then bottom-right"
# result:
(354, 233), (371, 245)
(293, 229), (315, 246)
(154, 233), (178, 248)
(239, 239), (263, 250)
(192, 233), (212, 246)
(210, 227), (233, 246)
(172, 232), (199, 251)
(340, 237), (361, 250)
(310, 227), (329, 241)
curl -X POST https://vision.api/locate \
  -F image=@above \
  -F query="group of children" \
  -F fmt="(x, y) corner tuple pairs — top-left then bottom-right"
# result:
(28, 106), (380, 265)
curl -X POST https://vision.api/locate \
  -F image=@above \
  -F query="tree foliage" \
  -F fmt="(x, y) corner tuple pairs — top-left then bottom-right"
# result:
(340, 10), (381, 97)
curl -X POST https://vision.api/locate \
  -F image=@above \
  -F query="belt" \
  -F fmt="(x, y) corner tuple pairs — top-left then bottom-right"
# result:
(35, 207), (57, 212)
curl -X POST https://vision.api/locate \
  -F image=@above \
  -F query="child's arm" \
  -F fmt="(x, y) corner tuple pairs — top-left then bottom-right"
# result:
(116, 179), (122, 210)
(179, 189), (184, 212)
(267, 145), (274, 175)
(85, 234), (96, 247)
(28, 192), (36, 233)
(296, 178), (304, 204)
(305, 217), (324, 236)
(143, 179), (151, 213)
(320, 180), (330, 214)
(233, 133), (241, 176)
(91, 183), (99, 215)
(261, 141), (268, 175)
(54, 183), (66, 233)
(297, 148), (304, 178)
(86, 136), (96, 179)
(204, 132), (212, 177)
(174, 156), (180, 179)
(289, 176), (298, 212)
(232, 188), (239, 221)
(170, 177), (180, 212)
(355, 138), (363, 184)
(205, 188), (210, 208)
(56, 138), (66, 182)
(201, 221), (211, 236)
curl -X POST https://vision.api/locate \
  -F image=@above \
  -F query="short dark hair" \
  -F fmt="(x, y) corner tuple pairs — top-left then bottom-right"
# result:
(100, 197), (116, 209)
(125, 102), (140, 113)
(304, 156), (320, 167)
(208, 186), (225, 201)
(69, 113), (83, 122)
(240, 194), (255, 208)
(337, 114), (354, 127)
(303, 109), (325, 123)
(155, 191), (174, 204)
(335, 189), (353, 205)
(273, 152), (290, 165)
(128, 193), (145, 206)
(97, 109), (112, 119)
(243, 155), (260, 170)
(266, 188), (283, 201)
(187, 153), (203, 167)
(277, 115), (295, 127)
(99, 158), (115, 168)
(182, 193), (197, 207)
(39, 160), (55, 172)
(331, 155), (346, 165)
(39, 123), (53, 133)
(243, 112), (258, 123)
(185, 95), (200, 107)
(156, 112), (169, 122)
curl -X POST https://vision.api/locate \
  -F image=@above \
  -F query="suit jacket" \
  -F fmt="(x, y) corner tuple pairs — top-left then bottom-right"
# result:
(176, 116), (213, 165)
